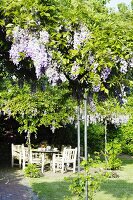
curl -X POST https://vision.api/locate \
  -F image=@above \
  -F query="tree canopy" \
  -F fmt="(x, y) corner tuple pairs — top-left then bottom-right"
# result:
(0, 0), (133, 134)
(0, 0), (132, 101)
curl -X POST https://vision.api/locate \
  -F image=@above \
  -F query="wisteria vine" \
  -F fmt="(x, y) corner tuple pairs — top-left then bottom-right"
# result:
(9, 25), (133, 103)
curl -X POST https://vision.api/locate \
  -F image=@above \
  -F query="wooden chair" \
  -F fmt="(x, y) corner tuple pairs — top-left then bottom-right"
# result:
(11, 144), (23, 168)
(12, 144), (44, 171)
(30, 150), (45, 173)
(21, 145), (30, 169)
(53, 147), (77, 173)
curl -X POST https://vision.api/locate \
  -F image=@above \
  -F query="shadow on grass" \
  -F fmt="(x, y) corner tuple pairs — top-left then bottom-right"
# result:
(121, 159), (133, 166)
(31, 180), (74, 200)
(100, 179), (133, 199)
(119, 155), (133, 166)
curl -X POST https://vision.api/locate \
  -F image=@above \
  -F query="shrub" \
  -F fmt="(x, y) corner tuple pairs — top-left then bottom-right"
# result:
(105, 139), (122, 170)
(65, 153), (108, 200)
(24, 164), (41, 178)
(80, 123), (105, 154)
(119, 118), (133, 155)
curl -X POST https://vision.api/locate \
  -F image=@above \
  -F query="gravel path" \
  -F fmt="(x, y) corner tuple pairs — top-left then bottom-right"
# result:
(0, 168), (39, 200)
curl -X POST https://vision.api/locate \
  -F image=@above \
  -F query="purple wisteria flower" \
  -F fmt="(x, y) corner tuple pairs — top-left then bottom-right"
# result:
(71, 62), (80, 80)
(9, 44), (21, 65)
(73, 25), (90, 50)
(39, 30), (49, 44)
(10, 27), (50, 78)
(120, 59), (128, 74)
(45, 62), (66, 86)
(93, 84), (100, 92)
(10, 27), (67, 84)
(88, 54), (95, 65)
(101, 67), (111, 82)
(129, 58), (133, 68)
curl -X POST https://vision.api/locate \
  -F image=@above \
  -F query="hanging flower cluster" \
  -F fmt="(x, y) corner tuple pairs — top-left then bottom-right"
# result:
(9, 27), (66, 85)
(45, 61), (66, 86)
(70, 62), (80, 80)
(115, 57), (133, 74)
(81, 112), (129, 126)
(69, 25), (91, 79)
(10, 27), (50, 78)
(73, 25), (90, 50)
(9, 24), (133, 101)
(101, 67), (111, 82)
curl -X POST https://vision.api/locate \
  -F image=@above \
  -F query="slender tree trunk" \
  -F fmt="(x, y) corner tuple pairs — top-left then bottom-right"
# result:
(27, 131), (31, 163)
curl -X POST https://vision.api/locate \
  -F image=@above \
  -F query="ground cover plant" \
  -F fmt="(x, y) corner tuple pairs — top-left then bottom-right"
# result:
(28, 156), (133, 200)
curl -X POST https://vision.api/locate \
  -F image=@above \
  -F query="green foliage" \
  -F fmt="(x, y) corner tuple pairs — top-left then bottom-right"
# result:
(1, 77), (76, 134)
(1, 0), (133, 98)
(106, 139), (122, 170)
(95, 98), (128, 117)
(65, 154), (108, 200)
(119, 117), (133, 155)
(1, 0), (61, 29)
(80, 123), (105, 153)
(117, 3), (128, 13)
(24, 163), (41, 178)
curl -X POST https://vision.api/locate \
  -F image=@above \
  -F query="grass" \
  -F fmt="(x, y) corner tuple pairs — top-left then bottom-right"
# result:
(95, 156), (133, 200)
(29, 172), (77, 200)
(30, 179), (70, 200)
(29, 156), (133, 200)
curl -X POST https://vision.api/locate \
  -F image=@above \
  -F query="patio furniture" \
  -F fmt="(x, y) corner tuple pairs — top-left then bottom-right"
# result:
(52, 147), (77, 173)
(11, 144), (23, 168)
(30, 150), (45, 173)
(11, 143), (30, 169)
(31, 148), (59, 172)
(61, 145), (71, 152)
(21, 145), (30, 169)
(12, 144), (44, 171)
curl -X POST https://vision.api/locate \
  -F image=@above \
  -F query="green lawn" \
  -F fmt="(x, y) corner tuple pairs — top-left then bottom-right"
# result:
(29, 156), (133, 200)
(29, 172), (77, 200)
(95, 157), (133, 200)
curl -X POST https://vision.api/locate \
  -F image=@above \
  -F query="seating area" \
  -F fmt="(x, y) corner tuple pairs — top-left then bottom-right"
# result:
(11, 144), (77, 174)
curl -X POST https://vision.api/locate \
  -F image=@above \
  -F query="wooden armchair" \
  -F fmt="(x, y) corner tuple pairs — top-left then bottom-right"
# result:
(11, 144), (23, 168)
(52, 147), (77, 173)
(21, 145), (29, 169)
(30, 150), (45, 173)
(11, 143), (30, 169)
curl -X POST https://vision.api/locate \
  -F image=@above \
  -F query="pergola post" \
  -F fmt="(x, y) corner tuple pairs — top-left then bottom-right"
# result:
(77, 104), (80, 172)
(84, 92), (88, 200)
(104, 119), (108, 164)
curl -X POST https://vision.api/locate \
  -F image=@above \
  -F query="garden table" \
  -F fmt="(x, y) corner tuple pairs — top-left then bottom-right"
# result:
(31, 148), (59, 172)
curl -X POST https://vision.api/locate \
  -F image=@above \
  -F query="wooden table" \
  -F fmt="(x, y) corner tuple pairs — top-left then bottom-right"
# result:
(32, 148), (59, 153)
(31, 149), (59, 172)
